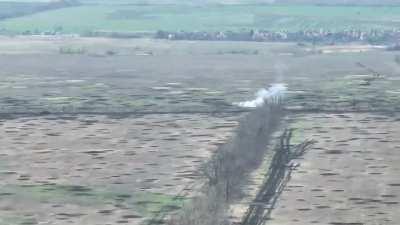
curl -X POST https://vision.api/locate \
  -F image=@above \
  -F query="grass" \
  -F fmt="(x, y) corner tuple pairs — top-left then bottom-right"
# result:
(287, 71), (400, 111)
(1, 40), (400, 114)
(0, 216), (38, 225)
(290, 124), (307, 145)
(0, 0), (77, 22)
(0, 184), (185, 217)
(2, 4), (400, 34)
(59, 46), (86, 54)
(0, 1), (48, 19)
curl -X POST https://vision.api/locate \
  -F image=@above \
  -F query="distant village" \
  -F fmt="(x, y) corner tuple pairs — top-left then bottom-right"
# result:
(155, 29), (400, 45)
(4, 28), (400, 47)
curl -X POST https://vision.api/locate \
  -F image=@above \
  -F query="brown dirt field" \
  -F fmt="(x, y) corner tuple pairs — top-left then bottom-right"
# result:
(0, 114), (239, 224)
(268, 113), (400, 225)
(0, 37), (400, 225)
(0, 37), (399, 114)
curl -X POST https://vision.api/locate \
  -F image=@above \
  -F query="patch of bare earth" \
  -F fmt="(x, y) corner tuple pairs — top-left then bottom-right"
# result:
(268, 113), (400, 225)
(0, 114), (239, 225)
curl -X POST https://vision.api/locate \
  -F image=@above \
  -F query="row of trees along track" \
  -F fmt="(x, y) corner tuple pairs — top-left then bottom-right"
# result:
(241, 129), (315, 225)
(154, 105), (283, 225)
(147, 104), (315, 225)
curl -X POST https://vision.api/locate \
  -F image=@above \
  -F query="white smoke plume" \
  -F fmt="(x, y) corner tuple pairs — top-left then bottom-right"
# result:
(234, 83), (287, 108)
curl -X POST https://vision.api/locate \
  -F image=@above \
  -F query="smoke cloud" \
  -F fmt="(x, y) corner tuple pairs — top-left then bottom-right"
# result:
(234, 83), (287, 108)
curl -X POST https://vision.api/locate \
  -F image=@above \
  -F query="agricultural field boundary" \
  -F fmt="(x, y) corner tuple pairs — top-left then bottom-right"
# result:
(156, 105), (283, 224)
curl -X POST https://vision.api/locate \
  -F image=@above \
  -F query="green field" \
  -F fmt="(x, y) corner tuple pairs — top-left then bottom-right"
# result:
(0, 2), (47, 19)
(1, 4), (400, 34)
(0, 0), (78, 23)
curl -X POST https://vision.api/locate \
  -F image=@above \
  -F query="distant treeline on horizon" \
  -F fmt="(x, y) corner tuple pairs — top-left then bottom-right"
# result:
(78, 0), (400, 5)
(154, 29), (400, 45)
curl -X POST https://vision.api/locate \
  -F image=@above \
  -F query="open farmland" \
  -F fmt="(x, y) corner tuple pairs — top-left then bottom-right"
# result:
(1, 37), (400, 225)
(2, 0), (400, 225)
(0, 37), (400, 115)
(2, 4), (400, 35)
(0, 114), (239, 225)
(0, 2), (49, 19)
(0, 0), (76, 22)
(266, 113), (400, 225)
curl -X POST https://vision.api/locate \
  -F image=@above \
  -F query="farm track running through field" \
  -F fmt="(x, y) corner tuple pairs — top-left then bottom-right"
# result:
(1, 108), (399, 119)
(241, 130), (315, 225)
(0, 109), (251, 119)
